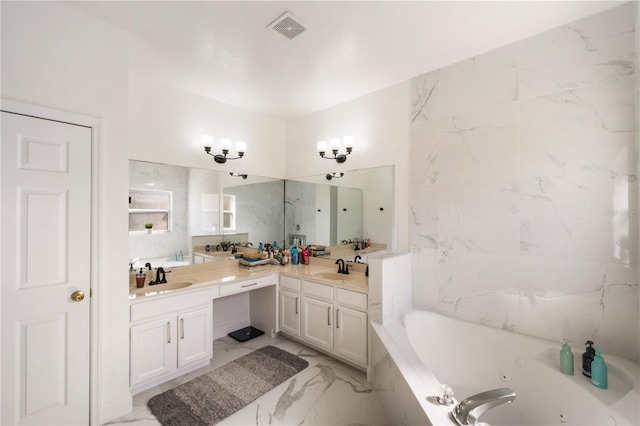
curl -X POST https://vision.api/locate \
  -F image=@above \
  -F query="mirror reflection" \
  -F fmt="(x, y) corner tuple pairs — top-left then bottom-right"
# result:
(128, 160), (283, 267)
(284, 166), (394, 254)
(128, 160), (394, 267)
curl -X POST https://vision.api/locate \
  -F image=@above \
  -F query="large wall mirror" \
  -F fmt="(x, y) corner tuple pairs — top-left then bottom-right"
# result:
(284, 166), (394, 250)
(129, 160), (394, 264)
(128, 160), (283, 263)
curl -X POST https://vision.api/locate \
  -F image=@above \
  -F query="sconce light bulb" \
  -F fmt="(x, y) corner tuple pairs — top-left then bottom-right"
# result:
(317, 140), (327, 153)
(236, 141), (247, 154)
(330, 138), (340, 150)
(202, 134), (214, 148)
(220, 138), (231, 149)
(343, 136), (354, 149)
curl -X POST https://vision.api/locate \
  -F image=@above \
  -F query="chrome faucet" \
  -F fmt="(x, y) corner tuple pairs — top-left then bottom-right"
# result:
(452, 388), (516, 425)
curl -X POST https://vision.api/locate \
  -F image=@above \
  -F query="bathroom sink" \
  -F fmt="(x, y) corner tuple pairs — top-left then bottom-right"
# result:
(312, 272), (352, 281)
(135, 280), (195, 295)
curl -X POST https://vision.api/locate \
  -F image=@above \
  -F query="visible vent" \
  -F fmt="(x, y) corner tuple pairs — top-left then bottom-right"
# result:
(268, 11), (306, 40)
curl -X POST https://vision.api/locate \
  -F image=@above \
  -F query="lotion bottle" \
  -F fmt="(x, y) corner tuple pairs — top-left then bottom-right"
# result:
(590, 349), (608, 389)
(560, 339), (574, 375)
(582, 340), (596, 378)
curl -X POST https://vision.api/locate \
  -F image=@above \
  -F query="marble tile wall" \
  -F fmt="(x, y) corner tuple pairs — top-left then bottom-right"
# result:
(410, 2), (640, 360)
(129, 160), (190, 260)
(224, 181), (285, 246)
(284, 180), (317, 245)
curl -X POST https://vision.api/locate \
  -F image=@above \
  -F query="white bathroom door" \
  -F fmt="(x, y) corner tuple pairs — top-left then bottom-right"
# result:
(1, 111), (92, 425)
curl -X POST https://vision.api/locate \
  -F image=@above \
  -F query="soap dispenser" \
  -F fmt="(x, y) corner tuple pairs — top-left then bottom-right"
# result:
(582, 340), (596, 378)
(590, 349), (608, 389)
(560, 339), (574, 375)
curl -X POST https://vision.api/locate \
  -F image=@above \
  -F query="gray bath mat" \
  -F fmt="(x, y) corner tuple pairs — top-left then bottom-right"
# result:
(147, 345), (308, 425)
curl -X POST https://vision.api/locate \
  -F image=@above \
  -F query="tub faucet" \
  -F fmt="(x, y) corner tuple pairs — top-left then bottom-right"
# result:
(452, 387), (516, 425)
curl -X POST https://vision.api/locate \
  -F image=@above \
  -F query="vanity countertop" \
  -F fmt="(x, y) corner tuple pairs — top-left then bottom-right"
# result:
(129, 257), (368, 302)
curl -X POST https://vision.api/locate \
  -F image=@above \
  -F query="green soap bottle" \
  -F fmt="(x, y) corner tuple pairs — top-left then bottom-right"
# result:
(591, 349), (608, 389)
(560, 339), (574, 375)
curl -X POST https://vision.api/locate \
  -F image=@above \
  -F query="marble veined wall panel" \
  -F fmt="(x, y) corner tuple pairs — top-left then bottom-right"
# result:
(410, 2), (639, 360)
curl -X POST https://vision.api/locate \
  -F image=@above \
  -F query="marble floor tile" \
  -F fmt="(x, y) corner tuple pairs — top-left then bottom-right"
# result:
(105, 334), (385, 426)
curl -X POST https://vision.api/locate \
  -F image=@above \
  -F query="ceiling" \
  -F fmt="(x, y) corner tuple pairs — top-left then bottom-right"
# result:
(66, 1), (623, 121)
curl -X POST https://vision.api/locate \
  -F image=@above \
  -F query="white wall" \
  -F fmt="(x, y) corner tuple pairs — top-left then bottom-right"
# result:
(285, 82), (411, 252)
(1, 2), (132, 422)
(410, 3), (639, 360)
(128, 36), (287, 179)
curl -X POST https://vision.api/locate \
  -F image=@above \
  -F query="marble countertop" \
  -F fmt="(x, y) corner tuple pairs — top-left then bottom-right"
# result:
(129, 257), (368, 302)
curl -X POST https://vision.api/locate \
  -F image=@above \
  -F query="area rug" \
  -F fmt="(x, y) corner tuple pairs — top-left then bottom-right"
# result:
(148, 345), (309, 426)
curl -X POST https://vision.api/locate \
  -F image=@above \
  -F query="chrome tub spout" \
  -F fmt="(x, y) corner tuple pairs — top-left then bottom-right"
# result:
(452, 387), (516, 425)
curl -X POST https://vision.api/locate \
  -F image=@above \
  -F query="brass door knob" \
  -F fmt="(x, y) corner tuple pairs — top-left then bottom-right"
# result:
(70, 290), (85, 302)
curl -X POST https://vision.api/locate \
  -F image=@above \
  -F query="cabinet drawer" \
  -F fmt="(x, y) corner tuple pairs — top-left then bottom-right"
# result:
(280, 275), (301, 292)
(131, 289), (213, 323)
(303, 280), (333, 301)
(336, 288), (367, 311)
(219, 275), (275, 297)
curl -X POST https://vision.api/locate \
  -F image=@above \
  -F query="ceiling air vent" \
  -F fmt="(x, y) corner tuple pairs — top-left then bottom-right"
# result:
(268, 11), (306, 40)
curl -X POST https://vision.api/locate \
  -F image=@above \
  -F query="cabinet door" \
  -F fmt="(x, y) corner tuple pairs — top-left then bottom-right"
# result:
(302, 297), (333, 351)
(280, 290), (301, 336)
(334, 306), (368, 366)
(130, 318), (177, 386)
(177, 306), (213, 368)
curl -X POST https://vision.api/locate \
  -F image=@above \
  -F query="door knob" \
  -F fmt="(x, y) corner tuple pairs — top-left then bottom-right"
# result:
(70, 290), (85, 302)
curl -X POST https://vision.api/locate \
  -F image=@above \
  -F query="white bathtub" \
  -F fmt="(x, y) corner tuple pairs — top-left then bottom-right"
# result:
(371, 310), (639, 426)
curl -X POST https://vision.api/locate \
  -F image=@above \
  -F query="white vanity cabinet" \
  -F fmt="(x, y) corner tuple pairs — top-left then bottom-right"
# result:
(279, 275), (301, 336)
(301, 296), (333, 351)
(130, 289), (213, 391)
(280, 290), (301, 336)
(130, 317), (177, 385)
(278, 274), (368, 368)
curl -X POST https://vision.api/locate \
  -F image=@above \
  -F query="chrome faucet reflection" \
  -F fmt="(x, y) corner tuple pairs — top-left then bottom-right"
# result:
(452, 387), (516, 425)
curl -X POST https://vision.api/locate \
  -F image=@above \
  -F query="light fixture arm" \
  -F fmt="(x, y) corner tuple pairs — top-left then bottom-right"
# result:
(204, 145), (245, 164)
(317, 138), (353, 163)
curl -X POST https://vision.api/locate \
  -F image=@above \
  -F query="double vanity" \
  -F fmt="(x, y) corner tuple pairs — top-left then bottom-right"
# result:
(128, 257), (370, 394)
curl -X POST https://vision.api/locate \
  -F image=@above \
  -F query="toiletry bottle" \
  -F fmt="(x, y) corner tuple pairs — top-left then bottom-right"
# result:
(178, 250), (183, 261)
(174, 251), (178, 261)
(560, 339), (574, 375)
(135, 268), (146, 288)
(259, 242), (263, 252)
(303, 247), (309, 265)
(291, 246), (298, 265)
(590, 349), (608, 389)
(582, 340), (596, 378)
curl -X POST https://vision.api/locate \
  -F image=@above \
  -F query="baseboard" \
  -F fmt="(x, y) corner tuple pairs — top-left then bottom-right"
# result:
(129, 359), (210, 396)
(100, 393), (132, 425)
(212, 317), (250, 340)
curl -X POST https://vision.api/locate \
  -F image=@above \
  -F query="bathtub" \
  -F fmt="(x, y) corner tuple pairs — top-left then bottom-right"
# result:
(371, 310), (639, 425)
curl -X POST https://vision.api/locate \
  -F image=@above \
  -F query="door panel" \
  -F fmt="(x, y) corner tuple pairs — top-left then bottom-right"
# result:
(334, 306), (367, 366)
(130, 319), (177, 386)
(177, 307), (212, 368)
(1, 112), (92, 425)
(279, 290), (300, 336)
(301, 297), (333, 351)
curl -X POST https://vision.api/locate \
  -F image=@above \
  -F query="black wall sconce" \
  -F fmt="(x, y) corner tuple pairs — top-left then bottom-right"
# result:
(203, 135), (246, 164)
(317, 136), (354, 163)
(325, 172), (344, 181)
